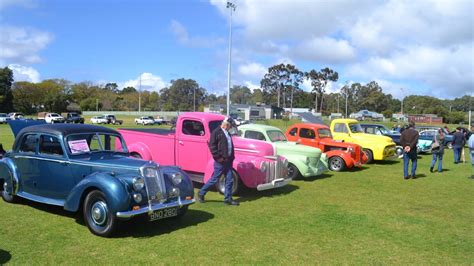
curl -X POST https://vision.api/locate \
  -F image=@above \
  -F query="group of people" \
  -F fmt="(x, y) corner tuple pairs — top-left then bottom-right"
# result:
(400, 122), (474, 180)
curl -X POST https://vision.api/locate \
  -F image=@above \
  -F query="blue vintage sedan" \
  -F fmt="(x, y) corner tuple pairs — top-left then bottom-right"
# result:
(0, 121), (195, 237)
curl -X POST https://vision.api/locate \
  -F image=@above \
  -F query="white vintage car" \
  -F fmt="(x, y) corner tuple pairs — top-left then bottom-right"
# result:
(90, 116), (108, 124)
(135, 116), (155, 125)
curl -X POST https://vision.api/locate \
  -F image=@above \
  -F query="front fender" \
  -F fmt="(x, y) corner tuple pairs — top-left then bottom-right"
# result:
(64, 172), (130, 213)
(203, 157), (263, 189)
(285, 155), (310, 175)
(128, 143), (152, 160)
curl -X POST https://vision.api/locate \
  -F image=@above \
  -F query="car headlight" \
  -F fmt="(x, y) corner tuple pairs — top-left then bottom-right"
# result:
(143, 167), (158, 178)
(132, 177), (145, 191)
(347, 147), (354, 154)
(171, 172), (183, 185)
(169, 187), (180, 198)
(132, 192), (142, 203)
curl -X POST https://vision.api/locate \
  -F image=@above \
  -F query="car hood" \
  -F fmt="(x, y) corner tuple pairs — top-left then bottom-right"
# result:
(273, 141), (321, 157)
(318, 138), (357, 149)
(70, 153), (151, 175)
(232, 136), (276, 157)
(351, 133), (395, 145)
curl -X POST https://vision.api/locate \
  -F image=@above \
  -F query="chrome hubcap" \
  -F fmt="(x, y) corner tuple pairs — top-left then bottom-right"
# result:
(331, 159), (341, 170)
(91, 201), (108, 226)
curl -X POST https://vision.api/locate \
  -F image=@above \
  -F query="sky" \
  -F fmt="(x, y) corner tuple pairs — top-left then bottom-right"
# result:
(0, 0), (473, 100)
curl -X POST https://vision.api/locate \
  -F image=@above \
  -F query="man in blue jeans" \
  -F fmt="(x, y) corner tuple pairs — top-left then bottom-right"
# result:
(452, 127), (465, 164)
(198, 117), (239, 206)
(400, 121), (419, 179)
(468, 125), (474, 179)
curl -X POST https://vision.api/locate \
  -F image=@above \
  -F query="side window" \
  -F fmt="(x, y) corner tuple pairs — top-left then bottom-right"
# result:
(375, 128), (383, 135)
(333, 123), (348, 133)
(39, 135), (64, 157)
(288, 127), (297, 136)
(182, 120), (205, 136)
(365, 127), (375, 134)
(244, 130), (266, 141)
(19, 134), (37, 153)
(299, 128), (315, 139)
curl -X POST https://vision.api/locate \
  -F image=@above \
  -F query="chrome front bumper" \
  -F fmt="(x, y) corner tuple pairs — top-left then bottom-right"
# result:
(256, 178), (292, 191)
(116, 198), (195, 219)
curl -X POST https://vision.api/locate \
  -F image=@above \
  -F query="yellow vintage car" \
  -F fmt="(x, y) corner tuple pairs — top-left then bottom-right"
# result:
(330, 119), (396, 163)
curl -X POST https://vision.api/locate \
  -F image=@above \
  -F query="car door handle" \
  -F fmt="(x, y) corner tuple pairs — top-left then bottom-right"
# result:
(59, 161), (70, 165)
(178, 141), (184, 145)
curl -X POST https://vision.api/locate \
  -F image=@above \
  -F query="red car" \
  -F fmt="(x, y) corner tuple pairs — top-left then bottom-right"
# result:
(285, 123), (367, 171)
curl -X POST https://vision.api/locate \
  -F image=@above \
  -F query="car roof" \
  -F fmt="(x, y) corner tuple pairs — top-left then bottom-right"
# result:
(19, 123), (118, 136)
(239, 124), (279, 131)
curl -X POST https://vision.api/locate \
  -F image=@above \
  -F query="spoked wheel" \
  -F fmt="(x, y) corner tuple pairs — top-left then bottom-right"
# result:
(1, 181), (18, 203)
(83, 190), (117, 237)
(216, 170), (242, 196)
(287, 163), (301, 179)
(328, 156), (346, 172)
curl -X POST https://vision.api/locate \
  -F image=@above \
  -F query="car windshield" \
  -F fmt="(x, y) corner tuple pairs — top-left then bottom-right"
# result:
(267, 130), (287, 142)
(51, 114), (60, 117)
(349, 123), (364, 133)
(66, 133), (128, 155)
(318, 128), (332, 138)
(70, 113), (79, 117)
(378, 126), (390, 135)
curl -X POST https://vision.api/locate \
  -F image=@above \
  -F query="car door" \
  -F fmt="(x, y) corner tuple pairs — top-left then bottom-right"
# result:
(35, 134), (74, 200)
(299, 127), (318, 147)
(13, 133), (41, 195)
(176, 119), (209, 174)
(332, 122), (351, 142)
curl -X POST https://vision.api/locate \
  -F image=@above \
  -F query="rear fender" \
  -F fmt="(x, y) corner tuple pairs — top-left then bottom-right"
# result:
(0, 158), (19, 194)
(127, 143), (152, 160)
(64, 172), (130, 213)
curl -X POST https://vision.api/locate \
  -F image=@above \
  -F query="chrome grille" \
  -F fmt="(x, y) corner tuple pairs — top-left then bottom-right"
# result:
(141, 166), (167, 205)
(264, 157), (288, 182)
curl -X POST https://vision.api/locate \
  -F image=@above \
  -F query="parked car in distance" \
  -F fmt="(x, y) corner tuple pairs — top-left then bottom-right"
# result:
(119, 112), (290, 195)
(0, 113), (11, 124)
(135, 116), (155, 125)
(285, 123), (367, 171)
(237, 124), (328, 178)
(38, 112), (65, 124)
(350, 110), (384, 121)
(418, 128), (454, 149)
(330, 119), (396, 163)
(8, 112), (24, 120)
(64, 112), (85, 124)
(90, 116), (108, 124)
(104, 114), (123, 125)
(0, 121), (195, 237)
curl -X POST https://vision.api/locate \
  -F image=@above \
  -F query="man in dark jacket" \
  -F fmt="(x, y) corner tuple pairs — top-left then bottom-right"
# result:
(452, 127), (465, 164)
(198, 117), (239, 206)
(400, 121), (419, 179)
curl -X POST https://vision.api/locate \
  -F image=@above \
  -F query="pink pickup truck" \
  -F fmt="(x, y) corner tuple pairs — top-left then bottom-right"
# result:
(119, 112), (290, 195)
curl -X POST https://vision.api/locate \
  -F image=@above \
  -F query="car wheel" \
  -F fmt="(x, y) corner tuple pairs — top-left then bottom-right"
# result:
(287, 163), (301, 179)
(1, 181), (18, 203)
(216, 170), (242, 196)
(446, 142), (453, 149)
(83, 190), (117, 237)
(363, 149), (374, 164)
(328, 156), (346, 172)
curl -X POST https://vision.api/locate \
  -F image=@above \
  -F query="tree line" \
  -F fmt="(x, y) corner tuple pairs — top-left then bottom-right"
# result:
(0, 66), (471, 123)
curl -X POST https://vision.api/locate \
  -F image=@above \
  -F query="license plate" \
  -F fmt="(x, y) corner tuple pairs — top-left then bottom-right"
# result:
(149, 207), (178, 221)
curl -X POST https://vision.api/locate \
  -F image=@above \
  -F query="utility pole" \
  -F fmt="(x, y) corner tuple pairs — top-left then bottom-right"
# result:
(139, 73), (142, 113)
(193, 87), (196, 112)
(226, 1), (236, 116)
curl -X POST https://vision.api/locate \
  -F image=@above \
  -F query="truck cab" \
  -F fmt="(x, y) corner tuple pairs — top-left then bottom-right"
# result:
(330, 119), (396, 163)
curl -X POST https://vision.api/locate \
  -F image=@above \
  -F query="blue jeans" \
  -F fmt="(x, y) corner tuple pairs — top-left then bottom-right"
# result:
(470, 150), (474, 166)
(403, 150), (417, 178)
(430, 152), (443, 172)
(453, 147), (462, 163)
(199, 160), (233, 201)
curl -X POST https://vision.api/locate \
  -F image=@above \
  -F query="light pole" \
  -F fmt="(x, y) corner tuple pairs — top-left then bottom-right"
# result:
(226, 1), (236, 116)
(138, 73), (142, 113)
(343, 81), (349, 118)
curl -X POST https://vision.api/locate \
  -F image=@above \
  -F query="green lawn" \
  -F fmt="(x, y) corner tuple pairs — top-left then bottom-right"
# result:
(0, 119), (473, 264)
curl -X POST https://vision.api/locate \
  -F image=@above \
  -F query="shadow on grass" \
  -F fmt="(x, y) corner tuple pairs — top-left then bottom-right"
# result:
(114, 209), (214, 238)
(412, 173), (427, 179)
(297, 173), (332, 182)
(372, 159), (400, 165)
(0, 249), (12, 264)
(235, 184), (299, 203)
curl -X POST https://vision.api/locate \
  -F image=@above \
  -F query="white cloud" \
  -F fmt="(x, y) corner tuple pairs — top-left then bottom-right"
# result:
(238, 62), (266, 79)
(243, 81), (260, 92)
(121, 73), (168, 92)
(293, 37), (356, 63)
(8, 64), (40, 82)
(0, 26), (53, 64)
(0, 0), (36, 10)
(169, 20), (224, 48)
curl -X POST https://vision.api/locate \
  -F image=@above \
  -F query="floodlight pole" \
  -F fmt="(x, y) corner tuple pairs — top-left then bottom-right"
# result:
(139, 73), (142, 113)
(226, 1), (236, 116)
(400, 88), (404, 115)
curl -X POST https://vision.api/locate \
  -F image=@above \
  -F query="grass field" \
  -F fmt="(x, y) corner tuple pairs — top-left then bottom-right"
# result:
(0, 117), (473, 264)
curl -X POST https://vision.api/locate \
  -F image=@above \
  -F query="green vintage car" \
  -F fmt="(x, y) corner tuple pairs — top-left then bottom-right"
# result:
(237, 124), (328, 179)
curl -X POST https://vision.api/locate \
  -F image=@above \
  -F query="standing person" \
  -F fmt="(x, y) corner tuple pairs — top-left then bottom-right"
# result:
(430, 129), (445, 173)
(198, 117), (239, 206)
(400, 121), (419, 179)
(468, 125), (474, 179)
(452, 127), (465, 164)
